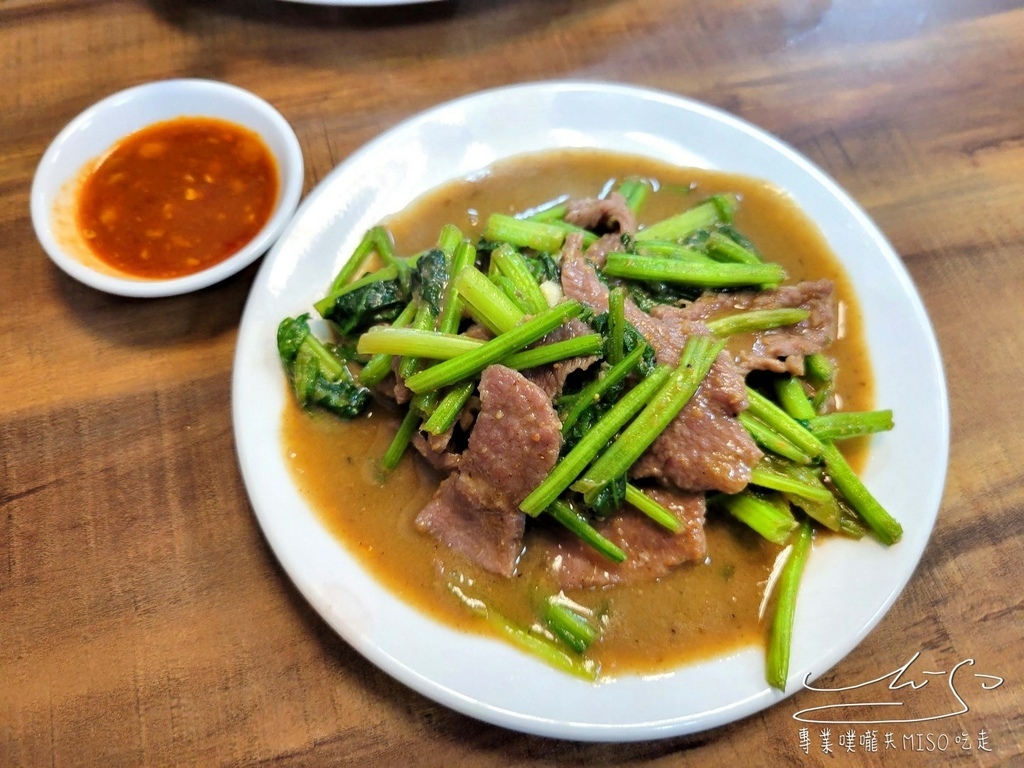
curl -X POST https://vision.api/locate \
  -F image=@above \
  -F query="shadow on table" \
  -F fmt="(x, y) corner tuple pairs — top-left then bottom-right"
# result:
(144, 0), (622, 65)
(146, 0), (613, 28)
(149, 0), (463, 27)
(49, 258), (258, 352)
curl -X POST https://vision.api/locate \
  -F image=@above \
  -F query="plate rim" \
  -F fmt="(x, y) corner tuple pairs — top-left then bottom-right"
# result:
(232, 79), (950, 741)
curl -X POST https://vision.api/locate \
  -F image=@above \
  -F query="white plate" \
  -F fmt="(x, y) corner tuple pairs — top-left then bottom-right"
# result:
(232, 81), (948, 741)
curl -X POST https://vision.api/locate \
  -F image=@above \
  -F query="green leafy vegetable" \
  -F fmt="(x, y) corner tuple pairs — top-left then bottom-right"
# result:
(412, 248), (449, 316)
(277, 315), (371, 419)
(588, 475), (627, 517)
(317, 272), (409, 336)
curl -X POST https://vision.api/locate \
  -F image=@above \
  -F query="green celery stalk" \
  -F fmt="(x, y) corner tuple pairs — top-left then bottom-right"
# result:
(491, 243), (548, 314)
(624, 484), (682, 533)
(328, 226), (391, 294)
(745, 387), (826, 459)
(805, 411), (895, 440)
(525, 201), (568, 222)
(772, 379), (900, 542)
(420, 380), (476, 436)
(379, 408), (420, 473)
(437, 241), (476, 335)
(607, 287), (626, 365)
(774, 377), (817, 420)
(706, 230), (761, 265)
(616, 178), (651, 213)
(634, 198), (727, 242)
(632, 241), (714, 263)
(804, 353), (834, 384)
(560, 342), (647, 435)
(573, 336), (726, 502)
(546, 500), (626, 563)
(821, 444), (903, 545)
(357, 299), (420, 388)
(455, 266), (524, 335)
(766, 521), (813, 690)
(398, 301), (436, 380)
(446, 581), (597, 681)
(436, 223), (464, 259)
(719, 492), (797, 545)
(502, 334), (603, 371)
(707, 309), (810, 337)
(750, 466), (832, 503)
(543, 597), (599, 654)
(484, 213), (566, 253)
(357, 327), (483, 359)
(520, 366), (673, 517)
(404, 301), (584, 394)
(739, 411), (814, 465)
(604, 253), (787, 289)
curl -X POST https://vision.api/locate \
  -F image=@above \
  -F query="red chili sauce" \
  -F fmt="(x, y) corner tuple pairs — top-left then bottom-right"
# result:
(76, 117), (279, 279)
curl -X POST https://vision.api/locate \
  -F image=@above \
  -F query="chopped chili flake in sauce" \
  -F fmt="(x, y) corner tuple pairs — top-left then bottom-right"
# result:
(76, 117), (279, 279)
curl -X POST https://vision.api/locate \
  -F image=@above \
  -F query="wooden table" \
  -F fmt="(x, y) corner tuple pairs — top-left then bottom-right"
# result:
(3, 1), (1022, 764)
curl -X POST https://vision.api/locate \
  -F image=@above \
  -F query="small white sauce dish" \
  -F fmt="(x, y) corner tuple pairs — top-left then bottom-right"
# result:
(30, 79), (304, 298)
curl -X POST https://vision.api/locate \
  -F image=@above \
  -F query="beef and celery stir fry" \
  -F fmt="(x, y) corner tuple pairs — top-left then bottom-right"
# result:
(277, 172), (898, 686)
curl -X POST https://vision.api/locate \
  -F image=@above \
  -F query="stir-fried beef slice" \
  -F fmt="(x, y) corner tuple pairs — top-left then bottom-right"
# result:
(370, 354), (410, 405)
(411, 429), (462, 472)
(373, 374), (402, 405)
(414, 365), (562, 576)
(583, 233), (624, 267)
(465, 366), (562, 502)
(560, 236), (762, 492)
(547, 489), (707, 589)
(659, 280), (836, 375)
(559, 233), (608, 307)
(629, 354), (762, 494)
(564, 193), (637, 267)
(415, 478), (522, 575)
(385, 357), (413, 404)
(565, 192), (638, 236)
(560, 233), (691, 365)
(463, 322), (493, 341)
(410, 392), (483, 473)
(523, 318), (600, 399)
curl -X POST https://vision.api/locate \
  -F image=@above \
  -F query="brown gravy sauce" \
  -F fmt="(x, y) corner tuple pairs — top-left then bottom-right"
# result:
(282, 150), (873, 676)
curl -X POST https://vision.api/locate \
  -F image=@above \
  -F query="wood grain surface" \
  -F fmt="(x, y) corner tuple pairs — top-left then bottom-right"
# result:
(2, 1), (1022, 765)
